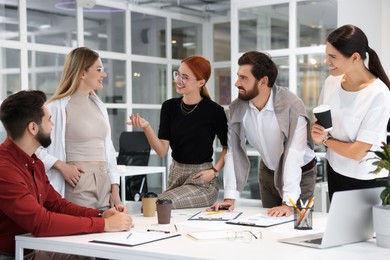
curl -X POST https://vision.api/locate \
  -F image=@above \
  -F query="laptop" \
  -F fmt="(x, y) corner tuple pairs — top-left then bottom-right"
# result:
(279, 187), (382, 249)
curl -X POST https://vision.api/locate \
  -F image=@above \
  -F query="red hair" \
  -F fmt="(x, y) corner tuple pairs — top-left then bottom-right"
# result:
(181, 55), (211, 99)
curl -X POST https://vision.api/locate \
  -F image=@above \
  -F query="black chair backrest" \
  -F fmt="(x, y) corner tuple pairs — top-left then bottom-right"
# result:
(117, 131), (151, 166)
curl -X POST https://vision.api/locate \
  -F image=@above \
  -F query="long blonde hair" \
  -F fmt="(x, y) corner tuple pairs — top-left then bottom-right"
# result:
(48, 47), (99, 103)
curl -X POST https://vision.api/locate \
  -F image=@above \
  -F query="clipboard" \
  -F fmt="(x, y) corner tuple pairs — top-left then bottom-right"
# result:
(226, 213), (293, 228)
(188, 210), (242, 221)
(90, 231), (181, 247)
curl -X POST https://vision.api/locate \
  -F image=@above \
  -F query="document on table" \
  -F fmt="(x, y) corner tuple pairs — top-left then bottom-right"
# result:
(90, 231), (180, 247)
(226, 213), (293, 227)
(188, 210), (242, 221)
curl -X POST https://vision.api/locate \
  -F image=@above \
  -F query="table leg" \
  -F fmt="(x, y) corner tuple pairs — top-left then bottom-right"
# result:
(15, 241), (24, 260)
(121, 175), (126, 205)
(162, 169), (166, 191)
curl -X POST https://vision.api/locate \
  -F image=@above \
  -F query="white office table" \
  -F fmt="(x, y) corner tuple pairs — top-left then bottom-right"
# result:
(15, 203), (389, 260)
(116, 165), (167, 204)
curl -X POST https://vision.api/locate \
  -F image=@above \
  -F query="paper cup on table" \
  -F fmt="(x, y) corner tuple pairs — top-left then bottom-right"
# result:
(313, 105), (332, 131)
(142, 192), (157, 217)
(156, 199), (173, 224)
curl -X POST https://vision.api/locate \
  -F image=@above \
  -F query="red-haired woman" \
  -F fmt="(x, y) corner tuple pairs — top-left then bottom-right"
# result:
(129, 55), (228, 209)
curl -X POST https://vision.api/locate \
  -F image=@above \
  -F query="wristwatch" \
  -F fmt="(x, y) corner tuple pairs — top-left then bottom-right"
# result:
(98, 211), (104, 218)
(282, 200), (292, 207)
(210, 166), (219, 177)
(322, 134), (332, 147)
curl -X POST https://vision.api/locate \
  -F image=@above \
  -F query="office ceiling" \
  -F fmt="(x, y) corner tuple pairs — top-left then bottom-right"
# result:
(128, 0), (231, 18)
(1, 0), (336, 30)
(0, 0), (230, 18)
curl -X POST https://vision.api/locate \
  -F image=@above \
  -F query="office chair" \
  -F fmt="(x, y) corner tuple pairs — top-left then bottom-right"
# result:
(117, 131), (151, 201)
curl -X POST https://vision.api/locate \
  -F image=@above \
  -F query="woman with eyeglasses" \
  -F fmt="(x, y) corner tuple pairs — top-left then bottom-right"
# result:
(128, 55), (228, 209)
(36, 47), (124, 212)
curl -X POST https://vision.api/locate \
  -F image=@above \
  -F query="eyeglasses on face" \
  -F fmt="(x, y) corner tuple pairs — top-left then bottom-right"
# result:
(88, 66), (106, 74)
(173, 70), (198, 84)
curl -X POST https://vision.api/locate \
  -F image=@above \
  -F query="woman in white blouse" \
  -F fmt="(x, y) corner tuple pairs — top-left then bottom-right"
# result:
(311, 24), (390, 201)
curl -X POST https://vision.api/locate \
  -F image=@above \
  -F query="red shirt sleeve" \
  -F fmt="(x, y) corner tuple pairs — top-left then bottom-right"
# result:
(0, 154), (105, 238)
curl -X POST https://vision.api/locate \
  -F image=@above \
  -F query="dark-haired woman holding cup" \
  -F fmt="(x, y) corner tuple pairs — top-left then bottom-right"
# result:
(311, 24), (390, 202)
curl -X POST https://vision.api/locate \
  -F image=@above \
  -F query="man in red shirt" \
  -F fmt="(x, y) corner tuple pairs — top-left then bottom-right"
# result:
(0, 90), (133, 259)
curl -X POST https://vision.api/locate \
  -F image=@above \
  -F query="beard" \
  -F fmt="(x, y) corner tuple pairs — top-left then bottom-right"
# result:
(238, 80), (259, 101)
(36, 128), (52, 148)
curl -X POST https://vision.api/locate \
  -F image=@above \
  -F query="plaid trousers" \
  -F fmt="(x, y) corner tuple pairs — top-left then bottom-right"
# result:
(158, 160), (219, 209)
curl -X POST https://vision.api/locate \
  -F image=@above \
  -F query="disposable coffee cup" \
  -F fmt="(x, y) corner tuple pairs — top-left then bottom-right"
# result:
(294, 206), (313, 230)
(156, 199), (173, 224)
(313, 105), (332, 131)
(142, 192), (158, 217)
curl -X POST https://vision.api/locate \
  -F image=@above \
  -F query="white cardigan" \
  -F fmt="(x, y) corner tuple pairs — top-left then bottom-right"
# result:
(36, 95), (119, 197)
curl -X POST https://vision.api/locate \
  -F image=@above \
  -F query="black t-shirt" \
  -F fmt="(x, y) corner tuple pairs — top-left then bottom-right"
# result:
(158, 97), (228, 164)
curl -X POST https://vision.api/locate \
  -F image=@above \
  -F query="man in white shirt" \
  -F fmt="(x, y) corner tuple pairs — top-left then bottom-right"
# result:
(210, 51), (317, 216)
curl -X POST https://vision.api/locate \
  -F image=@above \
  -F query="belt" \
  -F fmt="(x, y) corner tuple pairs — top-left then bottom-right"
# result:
(301, 157), (317, 173)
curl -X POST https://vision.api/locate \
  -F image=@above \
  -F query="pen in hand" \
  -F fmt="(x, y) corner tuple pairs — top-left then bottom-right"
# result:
(109, 194), (120, 212)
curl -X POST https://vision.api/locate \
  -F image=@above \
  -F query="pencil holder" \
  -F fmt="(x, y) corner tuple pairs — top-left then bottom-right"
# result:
(294, 206), (313, 230)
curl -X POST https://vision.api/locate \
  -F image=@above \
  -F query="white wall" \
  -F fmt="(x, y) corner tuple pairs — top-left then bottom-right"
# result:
(338, 0), (389, 75)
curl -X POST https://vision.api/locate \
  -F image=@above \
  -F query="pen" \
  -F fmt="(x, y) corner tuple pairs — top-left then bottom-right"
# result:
(298, 211), (311, 228)
(297, 197), (315, 226)
(306, 197), (315, 210)
(206, 210), (226, 216)
(126, 233), (132, 239)
(147, 229), (170, 234)
(288, 198), (303, 217)
(236, 221), (256, 226)
(110, 194), (119, 212)
(198, 217), (224, 220)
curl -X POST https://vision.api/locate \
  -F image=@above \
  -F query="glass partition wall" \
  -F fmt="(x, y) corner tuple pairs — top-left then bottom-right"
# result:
(0, 0), (337, 199)
(0, 0), (205, 194)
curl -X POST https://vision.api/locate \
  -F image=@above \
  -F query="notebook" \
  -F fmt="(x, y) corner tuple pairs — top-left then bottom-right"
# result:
(188, 210), (242, 221)
(90, 230), (180, 247)
(279, 187), (382, 249)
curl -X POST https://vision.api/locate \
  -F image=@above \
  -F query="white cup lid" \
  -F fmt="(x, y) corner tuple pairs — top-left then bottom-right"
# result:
(313, 105), (331, 113)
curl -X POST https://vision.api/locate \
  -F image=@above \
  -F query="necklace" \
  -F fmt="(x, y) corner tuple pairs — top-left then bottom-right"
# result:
(180, 99), (199, 115)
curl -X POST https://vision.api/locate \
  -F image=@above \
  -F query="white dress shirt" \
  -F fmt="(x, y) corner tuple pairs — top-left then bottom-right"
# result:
(224, 91), (315, 203)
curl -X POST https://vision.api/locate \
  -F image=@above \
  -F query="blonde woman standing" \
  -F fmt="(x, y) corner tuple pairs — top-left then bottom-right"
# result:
(37, 47), (123, 211)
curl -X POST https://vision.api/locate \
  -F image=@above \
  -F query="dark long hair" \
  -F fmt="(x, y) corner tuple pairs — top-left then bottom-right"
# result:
(327, 24), (390, 89)
(328, 24), (390, 132)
